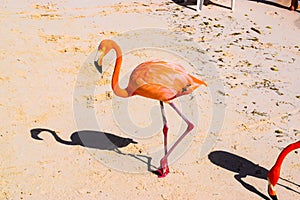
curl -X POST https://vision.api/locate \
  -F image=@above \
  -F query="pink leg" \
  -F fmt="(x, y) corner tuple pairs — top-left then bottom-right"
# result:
(156, 102), (194, 178)
(156, 101), (170, 178)
(160, 101), (168, 156)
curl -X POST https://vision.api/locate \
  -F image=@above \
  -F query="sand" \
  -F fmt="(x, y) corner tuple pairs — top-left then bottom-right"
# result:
(1, 0), (299, 199)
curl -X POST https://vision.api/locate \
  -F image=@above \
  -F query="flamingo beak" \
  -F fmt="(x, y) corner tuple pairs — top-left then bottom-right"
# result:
(94, 49), (105, 73)
(268, 182), (278, 200)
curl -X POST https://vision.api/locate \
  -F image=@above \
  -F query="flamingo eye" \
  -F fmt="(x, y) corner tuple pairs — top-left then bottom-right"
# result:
(98, 47), (106, 58)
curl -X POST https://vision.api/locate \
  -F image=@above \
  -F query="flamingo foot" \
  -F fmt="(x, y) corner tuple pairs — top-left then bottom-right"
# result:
(156, 167), (170, 178)
(155, 157), (169, 178)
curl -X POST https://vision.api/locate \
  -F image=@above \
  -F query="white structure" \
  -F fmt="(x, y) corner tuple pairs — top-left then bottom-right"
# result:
(196, 0), (235, 12)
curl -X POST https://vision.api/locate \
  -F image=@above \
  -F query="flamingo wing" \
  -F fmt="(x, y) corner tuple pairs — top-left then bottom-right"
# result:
(132, 83), (178, 102)
(126, 60), (206, 102)
(139, 60), (188, 73)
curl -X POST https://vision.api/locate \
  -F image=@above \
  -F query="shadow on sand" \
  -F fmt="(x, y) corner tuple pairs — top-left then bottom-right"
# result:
(30, 128), (158, 173)
(208, 150), (300, 199)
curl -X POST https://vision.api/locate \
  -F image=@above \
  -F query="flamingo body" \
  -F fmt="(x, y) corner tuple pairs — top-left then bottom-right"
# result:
(127, 60), (207, 102)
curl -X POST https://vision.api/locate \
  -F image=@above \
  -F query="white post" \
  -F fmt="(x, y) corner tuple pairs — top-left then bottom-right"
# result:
(197, 0), (202, 12)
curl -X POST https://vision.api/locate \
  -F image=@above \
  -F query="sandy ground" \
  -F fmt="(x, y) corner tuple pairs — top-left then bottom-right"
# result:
(1, 0), (300, 199)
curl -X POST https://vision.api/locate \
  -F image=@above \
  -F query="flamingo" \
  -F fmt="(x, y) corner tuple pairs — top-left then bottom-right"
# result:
(94, 39), (207, 178)
(267, 140), (300, 199)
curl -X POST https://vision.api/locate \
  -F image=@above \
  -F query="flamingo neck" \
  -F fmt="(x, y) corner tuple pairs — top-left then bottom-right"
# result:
(111, 42), (129, 97)
(269, 141), (300, 185)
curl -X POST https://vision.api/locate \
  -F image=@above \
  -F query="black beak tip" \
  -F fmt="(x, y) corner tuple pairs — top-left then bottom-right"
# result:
(94, 61), (102, 74)
(270, 194), (278, 200)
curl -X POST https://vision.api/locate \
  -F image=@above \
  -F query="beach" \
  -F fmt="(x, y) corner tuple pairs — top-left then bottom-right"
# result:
(1, 0), (300, 199)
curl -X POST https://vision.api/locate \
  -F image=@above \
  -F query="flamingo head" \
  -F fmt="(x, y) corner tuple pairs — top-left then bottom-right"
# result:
(94, 40), (114, 73)
(267, 167), (280, 200)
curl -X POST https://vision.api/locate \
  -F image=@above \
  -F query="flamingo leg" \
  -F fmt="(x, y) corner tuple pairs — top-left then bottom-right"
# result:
(156, 101), (170, 178)
(157, 102), (194, 178)
(160, 101), (169, 156)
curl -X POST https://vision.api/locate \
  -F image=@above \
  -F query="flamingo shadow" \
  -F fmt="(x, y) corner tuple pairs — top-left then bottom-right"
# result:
(30, 128), (157, 173)
(172, 0), (232, 11)
(208, 150), (300, 199)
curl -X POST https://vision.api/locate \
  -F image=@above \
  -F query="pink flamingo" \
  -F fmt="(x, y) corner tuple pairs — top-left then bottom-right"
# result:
(267, 140), (300, 199)
(95, 39), (207, 177)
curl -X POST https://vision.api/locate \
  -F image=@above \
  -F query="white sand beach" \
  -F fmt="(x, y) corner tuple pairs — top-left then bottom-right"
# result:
(1, 0), (299, 199)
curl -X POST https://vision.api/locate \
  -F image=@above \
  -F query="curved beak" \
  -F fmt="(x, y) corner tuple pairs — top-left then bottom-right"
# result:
(268, 183), (278, 200)
(94, 49), (105, 74)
